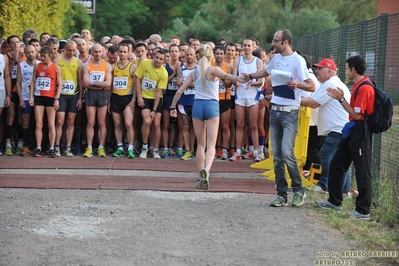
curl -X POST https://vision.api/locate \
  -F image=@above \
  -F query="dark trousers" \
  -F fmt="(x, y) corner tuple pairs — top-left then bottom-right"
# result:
(328, 121), (373, 214)
(304, 125), (325, 170)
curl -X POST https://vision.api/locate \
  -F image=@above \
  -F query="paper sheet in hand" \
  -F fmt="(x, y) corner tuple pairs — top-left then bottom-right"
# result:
(271, 69), (295, 99)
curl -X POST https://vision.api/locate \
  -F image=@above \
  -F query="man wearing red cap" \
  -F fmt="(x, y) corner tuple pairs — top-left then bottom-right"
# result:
(319, 55), (375, 220)
(301, 58), (351, 194)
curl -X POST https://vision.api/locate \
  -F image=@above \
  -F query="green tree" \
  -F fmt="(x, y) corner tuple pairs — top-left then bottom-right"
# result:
(95, 0), (148, 39)
(280, 7), (340, 37)
(62, 2), (92, 38)
(0, 0), (70, 38)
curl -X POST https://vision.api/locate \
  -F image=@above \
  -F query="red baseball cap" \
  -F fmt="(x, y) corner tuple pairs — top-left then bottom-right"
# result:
(313, 58), (338, 71)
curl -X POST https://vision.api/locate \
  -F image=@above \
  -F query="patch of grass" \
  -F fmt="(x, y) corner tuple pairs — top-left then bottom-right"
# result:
(307, 190), (399, 265)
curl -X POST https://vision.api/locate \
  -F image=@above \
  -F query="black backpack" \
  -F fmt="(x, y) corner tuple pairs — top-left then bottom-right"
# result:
(354, 80), (393, 134)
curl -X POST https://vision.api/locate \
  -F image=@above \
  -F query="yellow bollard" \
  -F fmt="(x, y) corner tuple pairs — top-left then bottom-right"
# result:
(251, 106), (315, 188)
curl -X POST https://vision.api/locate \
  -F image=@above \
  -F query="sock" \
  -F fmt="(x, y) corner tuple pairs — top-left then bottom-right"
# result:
(117, 143), (123, 151)
(98, 145), (104, 149)
(88, 145), (93, 149)
(128, 144), (133, 151)
(142, 143), (148, 150)
(6, 142), (11, 148)
(37, 147), (41, 150)
(17, 141), (23, 148)
(259, 134), (266, 150)
(153, 148), (158, 152)
(236, 148), (241, 155)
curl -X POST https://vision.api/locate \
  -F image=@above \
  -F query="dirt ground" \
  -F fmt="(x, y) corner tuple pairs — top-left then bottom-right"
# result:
(0, 188), (360, 266)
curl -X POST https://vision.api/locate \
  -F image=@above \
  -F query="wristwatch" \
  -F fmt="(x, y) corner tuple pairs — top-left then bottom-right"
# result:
(339, 98), (345, 103)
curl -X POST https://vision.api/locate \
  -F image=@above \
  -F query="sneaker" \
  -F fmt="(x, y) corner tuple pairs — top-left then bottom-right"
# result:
(221, 149), (228, 160)
(5, 146), (12, 156)
(147, 147), (153, 158)
(264, 147), (270, 158)
(229, 152), (242, 162)
(270, 196), (288, 207)
(55, 146), (61, 157)
(153, 151), (161, 159)
(168, 147), (176, 157)
(83, 147), (93, 158)
(160, 149), (169, 158)
(112, 148), (124, 158)
(228, 148), (235, 158)
(310, 185), (328, 193)
(181, 151), (194, 160)
(73, 145), (81, 155)
(20, 146), (32, 157)
(98, 147), (106, 157)
(243, 151), (254, 159)
(177, 149), (184, 158)
(65, 149), (73, 157)
(348, 210), (370, 220)
(33, 149), (44, 158)
(200, 168), (210, 190)
(127, 149), (135, 159)
(195, 179), (203, 189)
(315, 200), (342, 211)
(254, 152), (264, 162)
(215, 147), (222, 158)
(48, 149), (56, 158)
(140, 149), (148, 159)
(292, 192), (306, 206)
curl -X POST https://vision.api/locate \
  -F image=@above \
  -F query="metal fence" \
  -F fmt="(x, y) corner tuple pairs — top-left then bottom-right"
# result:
(293, 13), (399, 222)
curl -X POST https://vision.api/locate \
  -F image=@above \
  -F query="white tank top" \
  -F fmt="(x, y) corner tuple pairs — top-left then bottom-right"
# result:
(236, 56), (260, 99)
(19, 60), (40, 101)
(194, 67), (219, 101)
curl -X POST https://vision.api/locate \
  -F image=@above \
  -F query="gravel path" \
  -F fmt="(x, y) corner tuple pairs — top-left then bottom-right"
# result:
(0, 188), (355, 266)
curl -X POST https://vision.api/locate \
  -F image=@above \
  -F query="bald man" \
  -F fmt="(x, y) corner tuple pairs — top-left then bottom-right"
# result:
(82, 44), (112, 157)
(54, 41), (84, 157)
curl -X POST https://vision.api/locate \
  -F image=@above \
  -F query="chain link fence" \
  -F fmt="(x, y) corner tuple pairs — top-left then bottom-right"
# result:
(293, 13), (399, 224)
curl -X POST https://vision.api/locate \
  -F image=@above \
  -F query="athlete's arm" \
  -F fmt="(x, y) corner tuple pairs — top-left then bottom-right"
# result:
(16, 64), (24, 108)
(29, 65), (38, 106)
(4, 57), (12, 107)
(77, 59), (84, 110)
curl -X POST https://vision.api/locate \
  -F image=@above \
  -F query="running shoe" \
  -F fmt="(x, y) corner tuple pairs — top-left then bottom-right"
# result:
(83, 147), (93, 158)
(200, 168), (210, 190)
(168, 147), (176, 157)
(55, 146), (61, 157)
(65, 149), (73, 157)
(215, 147), (222, 158)
(153, 151), (161, 159)
(243, 151), (254, 159)
(140, 149), (148, 159)
(221, 148), (228, 160)
(48, 149), (57, 158)
(229, 152), (242, 162)
(195, 179), (203, 189)
(348, 210), (370, 220)
(112, 148), (124, 158)
(33, 149), (44, 158)
(228, 148), (235, 158)
(270, 196), (288, 207)
(5, 146), (12, 156)
(160, 148), (169, 158)
(292, 192), (306, 206)
(73, 145), (81, 155)
(127, 149), (135, 159)
(177, 149), (184, 158)
(98, 147), (106, 157)
(181, 151), (194, 160)
(254, 152), (264, 162)
(20, 146), (32, 157)
(315, 200), (342, 211)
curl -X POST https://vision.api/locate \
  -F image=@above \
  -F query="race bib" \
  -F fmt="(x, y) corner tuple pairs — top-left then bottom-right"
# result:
(89, 71), (105, 82)
(167, 78), (178, 91)
(62, 80), (75, 95)
(183, 86), (195, 95)
(113, 77), (128, 90)
(35, 77), (51, 95)
(230, 85), (235, 96)
(11, 66), (17, 79)
(142, 77), (156, 91)
(219, 82), (227, 94)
